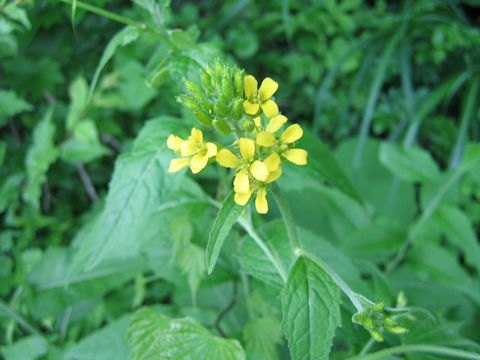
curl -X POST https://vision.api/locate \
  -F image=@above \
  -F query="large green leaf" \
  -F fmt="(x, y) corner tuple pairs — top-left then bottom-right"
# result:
(206, 191), (243, 274)
(64, 316), (131, 360)
(281, 256), (341, 360)
(127, 307), (246, 360)
(1, 335), (47, 360)
(66, 76), (88, 131)
(70, 116), (187, 273)
(379, 143), (441, 184)
(23, 105), (58, 209)
(243, 316), (283, 360)
(431, 205), (480, 273)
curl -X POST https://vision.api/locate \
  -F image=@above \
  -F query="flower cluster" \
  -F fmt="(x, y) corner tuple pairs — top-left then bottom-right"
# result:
(167, 60), (308, 214)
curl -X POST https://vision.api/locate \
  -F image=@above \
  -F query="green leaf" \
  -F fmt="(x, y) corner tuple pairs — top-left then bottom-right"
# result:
(127, 307), (246, 360)
(243, 316), (283, 360)
(26, 247), (147, 318)
(88, 25), (142, 102)
(0, 141), (6, 166)
(379, 143), (441, 184)
(70, 116), (187, 273)
(301, 129), (363, 204)
(66, 76), (88, 131)
(23, 105), (59, 209)
(0, 89), (33, 119)
(431, 205), (480, 273)
(281, 256), (341, 360)
(206, 191), (243, 274)
(64, 316), (131, 360)
(178, 244), (205, 303)
(1, 335), (47, 360)
(3, 3), (31, 29)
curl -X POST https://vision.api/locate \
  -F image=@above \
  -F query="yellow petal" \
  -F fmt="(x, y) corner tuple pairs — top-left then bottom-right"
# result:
(244, 75), (258, 100)
(258, 77), (278, 100)
(266, 115), (287, 133)
(216, 149), (241, 168)
(256, 131), (275, 147)
(180, 140), (198, 157)
(234, 191), (251, 206)
(167, 135), (183, 152)
(266, 165), (282, 183)
(205, 142), (217, 158)
(168, 157), (189, 173)
(280, 124), (303, 144)
(250, 160), (269, 181)
(243, 100), (260, 115)
(234, 171), (250, 193)
(189, 153), (208, 174)
(264, 152), (280, 171)
(255, 188), (268, 214)
(190, 127), (203, 143)
(260, 100), (279, 118)
(253, 116), (262, 128)
(239, 138), (255, 160)
(284, 149), (308, 165)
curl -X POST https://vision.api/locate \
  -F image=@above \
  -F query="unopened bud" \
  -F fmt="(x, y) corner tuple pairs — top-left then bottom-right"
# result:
(232, 98), (244, 120)
(213, 118), (231, 135)
(194, 110), (213, 126)
(234, 68), (245, 97)
(176, 95), (199, 112)
(184, 79), (205, 100)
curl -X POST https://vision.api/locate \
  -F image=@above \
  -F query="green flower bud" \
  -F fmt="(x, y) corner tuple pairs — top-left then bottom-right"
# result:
(370, 329), (384, 342)
(373, 302), (385, 312)
(241, 118), (254, 132)
(184, 79), (205, 101)
(213, 118), (231, 135)
(232, 98), (244, 120)
(386, 325), (408, 334)
(200, 69), (211, 88)
(176, 95), (199, 112)
(194, 110), (213, 126)
(234, 68), (245, 97)
(214, 96), (230, 118)
(222, 71), (234, 100)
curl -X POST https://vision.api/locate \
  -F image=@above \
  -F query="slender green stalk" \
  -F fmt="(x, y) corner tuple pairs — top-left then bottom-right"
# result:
(271, 183), (300, 251)
(348, 344), (480, 360)
(58, 0), (178, 52)
(237, 215), (288, 283)
(0, 300), (40, 336)
(300, 249), (364, 312)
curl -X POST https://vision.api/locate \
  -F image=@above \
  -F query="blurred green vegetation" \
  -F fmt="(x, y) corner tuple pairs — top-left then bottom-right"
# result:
(1, 0), (480, 359)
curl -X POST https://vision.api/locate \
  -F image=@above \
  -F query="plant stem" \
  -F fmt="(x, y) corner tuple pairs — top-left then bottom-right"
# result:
(237, 215), (288, 283)
(58, 0), (178, 52)
(0, 301), (40, 336)
(348, 344), (480, 360)
(271, 183), (300, 251)
(300, 249), (364, 313)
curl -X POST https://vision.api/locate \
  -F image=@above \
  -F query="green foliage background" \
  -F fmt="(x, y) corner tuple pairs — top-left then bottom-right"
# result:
(1, 0), (480, 359)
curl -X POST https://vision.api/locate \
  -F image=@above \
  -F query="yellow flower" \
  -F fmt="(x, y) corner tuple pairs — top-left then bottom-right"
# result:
(167, 128), (217, 174)
(256, 120), (308, 166)
(243, 75), (279, 118)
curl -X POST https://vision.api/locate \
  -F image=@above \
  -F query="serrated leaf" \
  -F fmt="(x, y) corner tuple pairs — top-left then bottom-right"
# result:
(88, 25), (142, 102)
(23, 105), (58, 209)
(281, 256), (341, 360)
(127, 307), (246, 360)
(243, 316), (282, 360)
(70, 116), (187, 273)
(206, 191), (243, 274)
(379, 143), (441, 184)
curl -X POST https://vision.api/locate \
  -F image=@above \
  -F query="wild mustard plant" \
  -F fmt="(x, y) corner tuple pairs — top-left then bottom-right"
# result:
(167, 59), (308, 214)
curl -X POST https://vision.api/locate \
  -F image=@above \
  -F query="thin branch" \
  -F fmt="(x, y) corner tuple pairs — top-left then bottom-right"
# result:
(76, 162), (99, 202)
(99, 133), (123, 152)
(214, 281), (238, 338)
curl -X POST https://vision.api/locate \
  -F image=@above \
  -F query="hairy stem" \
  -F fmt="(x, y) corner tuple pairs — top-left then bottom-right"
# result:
(348, 344), (480, 360)
(271, 182), (300, 251)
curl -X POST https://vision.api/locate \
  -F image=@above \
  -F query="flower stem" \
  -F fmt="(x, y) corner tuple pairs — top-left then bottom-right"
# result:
(237, 215), (288, 283)
(270, 182), (300, 251)
(58, 0), (178, 53)
(347, 344), (480, 360)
